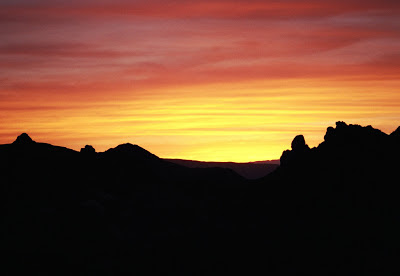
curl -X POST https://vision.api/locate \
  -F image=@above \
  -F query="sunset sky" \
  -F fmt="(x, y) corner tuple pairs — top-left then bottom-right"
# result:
(1, 0), (400, 161)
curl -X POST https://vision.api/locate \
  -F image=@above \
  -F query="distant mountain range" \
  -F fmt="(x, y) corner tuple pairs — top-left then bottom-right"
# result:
(166, 158), (279, 179)
(1, 122), (400, 275)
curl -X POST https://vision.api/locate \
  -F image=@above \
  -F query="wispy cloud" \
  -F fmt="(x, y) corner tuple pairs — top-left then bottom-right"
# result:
(1, 0), (399, 161)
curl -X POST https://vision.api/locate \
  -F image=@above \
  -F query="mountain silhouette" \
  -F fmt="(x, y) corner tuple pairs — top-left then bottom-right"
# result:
(105, 143), (159, 159)
(2, 122), (400, 275)
(166, 158), (279, 179)
(1, 133), (246, 275)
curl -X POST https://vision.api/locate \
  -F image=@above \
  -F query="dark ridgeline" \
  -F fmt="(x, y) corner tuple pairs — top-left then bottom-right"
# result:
(166, 159), (279, 179)
(1, 122), (400, 275)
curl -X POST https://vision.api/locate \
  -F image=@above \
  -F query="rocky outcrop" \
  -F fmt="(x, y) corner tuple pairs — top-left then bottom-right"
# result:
(291, 135), (309, 152)
(80, 145), (96, 154)
(12, 133), (35, 145)
(323, 121), (387, 147)
(280, 134), (310, 166)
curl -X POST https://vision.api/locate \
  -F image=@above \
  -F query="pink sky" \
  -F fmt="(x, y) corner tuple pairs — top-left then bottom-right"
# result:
(1, 0), (400, 161)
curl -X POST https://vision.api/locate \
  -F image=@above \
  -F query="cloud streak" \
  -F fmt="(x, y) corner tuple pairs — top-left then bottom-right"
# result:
(2, 1), (400, 20)
(1, 0), (400, 161)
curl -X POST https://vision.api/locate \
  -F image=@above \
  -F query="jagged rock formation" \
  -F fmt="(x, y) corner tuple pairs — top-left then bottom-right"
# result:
(252, 121), (400, 275)
(279, 121), (398, 172)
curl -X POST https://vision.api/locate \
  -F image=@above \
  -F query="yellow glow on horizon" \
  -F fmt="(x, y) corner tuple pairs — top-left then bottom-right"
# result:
(2, 2), (400, 162)
(1, 78), (399, 162)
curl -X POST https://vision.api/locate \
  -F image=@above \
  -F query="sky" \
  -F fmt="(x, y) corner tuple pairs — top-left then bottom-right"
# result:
(1, 0), (400, 162)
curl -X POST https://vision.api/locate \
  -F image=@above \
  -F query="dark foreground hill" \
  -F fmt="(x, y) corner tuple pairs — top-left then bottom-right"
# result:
(1, 122), (400, 275)
(1, 135), (244, 275)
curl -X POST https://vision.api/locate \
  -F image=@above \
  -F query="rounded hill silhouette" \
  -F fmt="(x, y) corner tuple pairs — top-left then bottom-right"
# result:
(12, 133), (35, 145)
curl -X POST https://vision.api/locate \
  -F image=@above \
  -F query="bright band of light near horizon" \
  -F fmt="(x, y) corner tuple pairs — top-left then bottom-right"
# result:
(1, 0), (400, 162)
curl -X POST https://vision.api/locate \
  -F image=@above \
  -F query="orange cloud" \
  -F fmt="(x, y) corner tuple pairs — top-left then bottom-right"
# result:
(1, 1), (399, 161)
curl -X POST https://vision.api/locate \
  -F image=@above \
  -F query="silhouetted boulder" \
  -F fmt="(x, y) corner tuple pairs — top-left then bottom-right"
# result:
(81, 145), (96, 154)
(291, 135), (308, 151)
(324, 126), (335, 142)
(12, 133), (35, 145)
(280, 135), (310, 166)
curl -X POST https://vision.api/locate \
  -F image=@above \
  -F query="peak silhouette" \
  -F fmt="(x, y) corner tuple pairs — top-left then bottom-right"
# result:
(105, 143), (160, 162)
(2, 122), (400, 275)
(13, 133), (35, 145)
(108, 143), (150, 153)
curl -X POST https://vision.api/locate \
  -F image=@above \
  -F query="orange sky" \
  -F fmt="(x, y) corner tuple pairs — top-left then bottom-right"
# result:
(1, 0), (400, 161)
